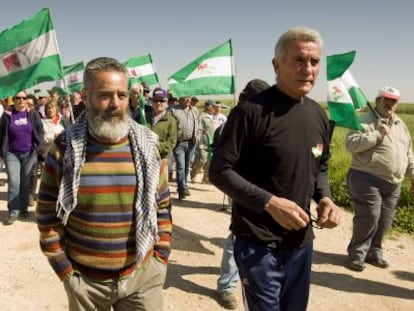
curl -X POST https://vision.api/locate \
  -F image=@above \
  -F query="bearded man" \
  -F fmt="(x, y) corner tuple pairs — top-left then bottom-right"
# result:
(36, 57), (172, 311)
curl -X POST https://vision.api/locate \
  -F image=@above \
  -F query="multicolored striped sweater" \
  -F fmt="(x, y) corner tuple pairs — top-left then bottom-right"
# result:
(36, 133), (172, 281)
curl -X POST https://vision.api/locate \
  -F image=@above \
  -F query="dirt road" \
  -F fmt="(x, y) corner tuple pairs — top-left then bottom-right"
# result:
(0, 179), (413, 310)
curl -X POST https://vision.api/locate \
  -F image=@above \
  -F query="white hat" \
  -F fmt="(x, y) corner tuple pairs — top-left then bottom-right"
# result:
(36, 90), (50, 98)
(377, 86), (401, 100)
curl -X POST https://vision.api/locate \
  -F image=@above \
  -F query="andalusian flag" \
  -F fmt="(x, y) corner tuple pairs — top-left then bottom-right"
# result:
(168, 40), (235, 97)
(124, 54), (159, 88)
(0, 8), (63, 98)
(55, 61), (84, 95)
(327, 51), (367, 131)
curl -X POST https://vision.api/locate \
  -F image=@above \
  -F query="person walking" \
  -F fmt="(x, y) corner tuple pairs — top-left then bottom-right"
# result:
(36, 57), (172, 310)
(148, 87), (177, 183)
(0, 91), (44, 225)
(346, 86), (414, 271)
(190, 100), (214, 184)
(209, 27), (341, 311)
(129, 82), (148, 125)
(216, 79), (270, 310)
(172, 96), (201, 200)
(40, 101), (70, 159)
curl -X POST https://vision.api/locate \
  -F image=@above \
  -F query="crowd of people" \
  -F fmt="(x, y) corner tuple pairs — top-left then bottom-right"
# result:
(0, 26), (412, 310)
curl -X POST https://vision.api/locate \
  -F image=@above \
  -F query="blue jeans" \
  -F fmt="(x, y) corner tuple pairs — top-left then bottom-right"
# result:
(234, 237), (312, 311)
(5, 151), (38, 216)
(173, 141), (195, 194)
(347, 169), (401, 260)
(217, 233), (239, 294)
(168, 151), (174, 176)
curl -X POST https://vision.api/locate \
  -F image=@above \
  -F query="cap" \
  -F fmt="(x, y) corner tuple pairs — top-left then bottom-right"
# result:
(204, 99), (215, 107)
(152, 87), (168, 102)
(142, 82), (150, 92)
(377, 86), (401, 100)
(191, 96), (199, 102)
(36, 90), (50, 98)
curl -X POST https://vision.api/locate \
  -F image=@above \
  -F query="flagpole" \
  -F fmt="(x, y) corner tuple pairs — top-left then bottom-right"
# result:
(49, 8), (75, 123)
(149, 54), (161, 88)
(61, 79), (75, 123)
(229, 39), (238, 106)
(366, 101), (381, 120)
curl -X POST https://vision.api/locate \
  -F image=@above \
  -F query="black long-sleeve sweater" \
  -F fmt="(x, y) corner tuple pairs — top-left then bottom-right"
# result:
(209, 85), (332, 248)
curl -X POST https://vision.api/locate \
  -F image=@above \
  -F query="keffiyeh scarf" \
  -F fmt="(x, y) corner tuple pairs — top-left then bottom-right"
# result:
(56, 111), (160, 263)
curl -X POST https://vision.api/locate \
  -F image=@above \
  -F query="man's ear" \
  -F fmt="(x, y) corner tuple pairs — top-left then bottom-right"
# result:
(83, 92), (88, 106)
(272, 58), (279, 75)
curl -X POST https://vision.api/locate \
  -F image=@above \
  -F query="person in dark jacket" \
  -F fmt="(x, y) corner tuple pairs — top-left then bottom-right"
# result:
(0, 90), (45, 225)
(209, 27), (341, 311)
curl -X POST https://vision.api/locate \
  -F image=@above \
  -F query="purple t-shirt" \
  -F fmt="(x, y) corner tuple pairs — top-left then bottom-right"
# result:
(8, 109), (33, 153)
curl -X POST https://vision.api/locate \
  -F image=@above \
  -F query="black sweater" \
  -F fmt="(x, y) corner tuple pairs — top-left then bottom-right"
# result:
(209, 85), (332, 248)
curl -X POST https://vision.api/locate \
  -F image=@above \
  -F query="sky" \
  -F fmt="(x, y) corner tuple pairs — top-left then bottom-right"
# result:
(1, 0), (414, 102)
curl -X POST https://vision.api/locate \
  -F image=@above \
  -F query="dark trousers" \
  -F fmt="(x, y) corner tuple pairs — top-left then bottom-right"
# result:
(234, 237), (312, 311)
(347, 169), (401, 261)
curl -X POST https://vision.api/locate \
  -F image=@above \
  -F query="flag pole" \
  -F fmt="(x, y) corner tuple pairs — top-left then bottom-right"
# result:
(149, 54), (161, 88)
(61, 79), (75, 123)
(229, 39), (238, 106)
(366, 101), (381, 120)
(49, 8), (75, 123)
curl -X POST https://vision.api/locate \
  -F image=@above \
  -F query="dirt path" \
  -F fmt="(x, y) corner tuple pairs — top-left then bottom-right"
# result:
(0, 178), (413, 310)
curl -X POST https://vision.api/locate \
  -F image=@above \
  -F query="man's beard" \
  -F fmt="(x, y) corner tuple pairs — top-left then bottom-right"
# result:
(87, 105), (131, 143)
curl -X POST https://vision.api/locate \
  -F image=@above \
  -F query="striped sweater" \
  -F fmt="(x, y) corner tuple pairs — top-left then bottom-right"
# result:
(36, 133), (172, 281)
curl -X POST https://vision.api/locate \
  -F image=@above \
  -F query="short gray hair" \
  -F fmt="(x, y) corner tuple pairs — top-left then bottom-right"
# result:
(83, 57), (127, 91)
(274, 27), (323, 61)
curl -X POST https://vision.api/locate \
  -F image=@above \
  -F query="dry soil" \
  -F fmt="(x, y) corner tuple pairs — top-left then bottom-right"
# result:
(0, 176), (413, 310)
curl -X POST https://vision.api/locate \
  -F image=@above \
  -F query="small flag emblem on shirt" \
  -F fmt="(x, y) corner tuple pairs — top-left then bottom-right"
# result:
(312, 144), (323, 158)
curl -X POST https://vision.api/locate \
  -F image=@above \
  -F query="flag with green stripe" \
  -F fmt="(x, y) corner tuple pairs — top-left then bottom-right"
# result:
(168, 40), (235, 97)
(327, 51), (367, 131)
(124, 54), (159, 88)
(0, 8), (64, 98)
(55, 61), (84, 95)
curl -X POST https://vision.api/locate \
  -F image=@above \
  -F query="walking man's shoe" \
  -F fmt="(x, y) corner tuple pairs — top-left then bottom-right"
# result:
(4, 214), (18, 225)
(218, 291), (237, 310)
(366, 256), (389, 268)
(347, 259), (365, 271)
(19, 211), (30, 219)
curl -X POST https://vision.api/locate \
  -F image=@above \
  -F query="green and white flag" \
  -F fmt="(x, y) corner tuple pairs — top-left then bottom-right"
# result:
(168, 40), (235, 97)
(0, 8), (63, 98)
(124, 54), (159, 88)
(327, 51), (367, 131)
(55, 61), (84, 95)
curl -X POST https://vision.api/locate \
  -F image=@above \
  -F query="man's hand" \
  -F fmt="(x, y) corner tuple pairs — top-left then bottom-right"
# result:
(316, 197), (341, 228)
(377, 121), (390, 139)
(264, 196), (310, 230)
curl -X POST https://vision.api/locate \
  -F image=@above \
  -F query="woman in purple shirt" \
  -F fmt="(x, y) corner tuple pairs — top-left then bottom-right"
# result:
(0, 91), (44, 225)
